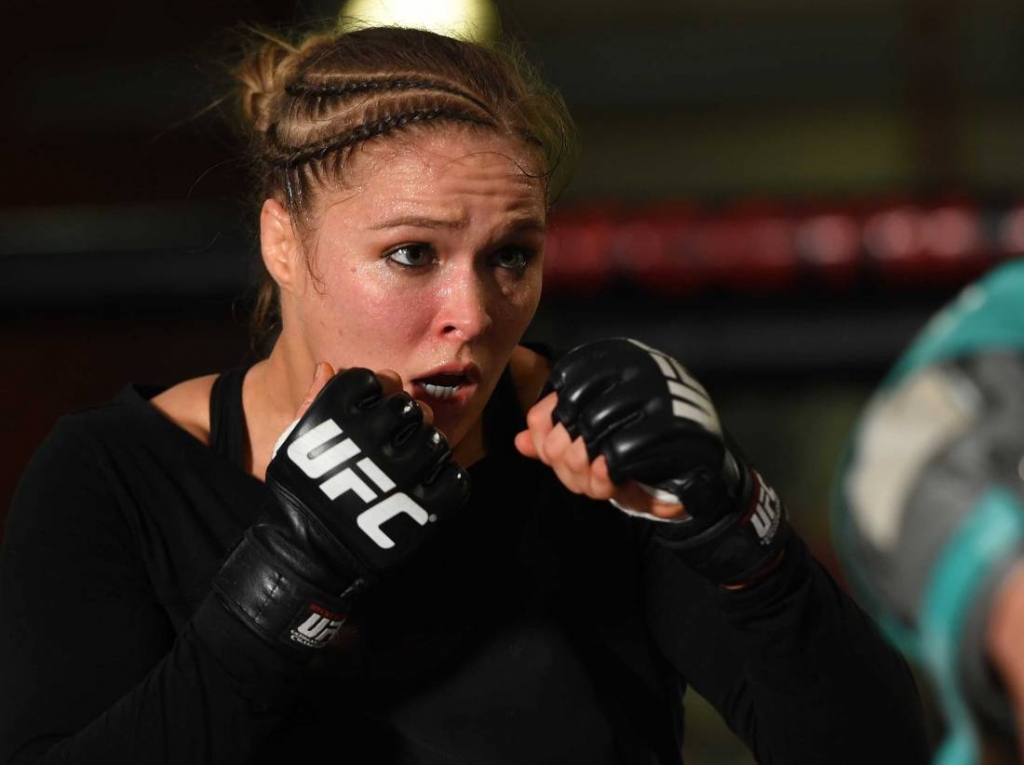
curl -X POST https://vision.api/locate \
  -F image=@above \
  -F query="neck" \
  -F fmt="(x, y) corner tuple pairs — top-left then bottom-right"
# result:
(243, 338), (314, 479)
(452, 416), (486, 468)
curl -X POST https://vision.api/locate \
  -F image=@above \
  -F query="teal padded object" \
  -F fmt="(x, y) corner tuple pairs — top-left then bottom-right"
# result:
(833, 259), (1024, 764)
(830, 448), (920, 656)
(886, 258), (1024, 389)
(919, 489), (1024, 765)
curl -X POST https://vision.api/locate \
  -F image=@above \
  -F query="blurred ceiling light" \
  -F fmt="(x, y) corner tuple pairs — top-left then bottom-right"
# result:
(339, 0), (499, 42)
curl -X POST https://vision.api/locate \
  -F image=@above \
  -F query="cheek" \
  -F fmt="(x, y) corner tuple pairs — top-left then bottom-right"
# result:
(311, 265), (434, 362)
(321, 262), (414, 316)
(495, 270), (542, 336)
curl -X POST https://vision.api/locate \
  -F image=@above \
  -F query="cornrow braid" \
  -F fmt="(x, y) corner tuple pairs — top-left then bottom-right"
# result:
(268, 107), (496, 169)
(275, 106), (496, 213)
(284, 76), (497, 119)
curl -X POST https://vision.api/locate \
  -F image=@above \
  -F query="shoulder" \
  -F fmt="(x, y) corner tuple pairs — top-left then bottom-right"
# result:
(18, 376), (214, 492)
(149, 374), (218, 447)
(509, 344), (552, 411)
(10, 400), (155, 540)
(10, 375), (229, 543)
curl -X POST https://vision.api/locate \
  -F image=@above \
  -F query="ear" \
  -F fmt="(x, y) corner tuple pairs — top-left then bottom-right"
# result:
(260, 198), (302, 293)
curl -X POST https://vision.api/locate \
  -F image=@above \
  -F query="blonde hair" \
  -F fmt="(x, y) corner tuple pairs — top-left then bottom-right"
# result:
(233, 24), (578, 348)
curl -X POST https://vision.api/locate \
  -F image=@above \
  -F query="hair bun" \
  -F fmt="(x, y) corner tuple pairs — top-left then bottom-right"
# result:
(236, 33), (329, 135)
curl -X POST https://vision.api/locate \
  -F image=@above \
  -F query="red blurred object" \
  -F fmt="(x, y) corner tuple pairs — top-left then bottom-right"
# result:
(862, 202), (925, 280)
(539, 196), (1016, 296)
(543, 203), (622, 295)
(863, 199), (992, 286)
(613, 202), (706, 295)
(998, 201), (1024, 259)
(794, 206), (862, 289)
(691, 203), (800, 292)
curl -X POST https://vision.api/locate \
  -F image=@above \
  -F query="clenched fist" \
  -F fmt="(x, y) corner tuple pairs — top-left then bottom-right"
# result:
(517, 339), (788, 587)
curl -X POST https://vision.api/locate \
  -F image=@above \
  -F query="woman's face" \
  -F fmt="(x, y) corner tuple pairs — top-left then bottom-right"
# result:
(281, 129), (547, 449)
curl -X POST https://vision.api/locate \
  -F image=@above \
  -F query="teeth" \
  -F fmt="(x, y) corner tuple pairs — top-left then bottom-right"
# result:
(423, 383), (460, 399)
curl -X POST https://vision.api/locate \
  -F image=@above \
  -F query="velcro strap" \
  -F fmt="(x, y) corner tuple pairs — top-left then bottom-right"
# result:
(653, 469), (790, 586)
(212, 530), (363, 656)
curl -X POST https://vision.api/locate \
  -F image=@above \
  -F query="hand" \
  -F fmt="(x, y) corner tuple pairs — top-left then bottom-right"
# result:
(988, 561), (1024, 763)
(520, 338), (788, 587)
(267, 364), (467, 580)
(515, 389), (690, 520)
(211, 364), (469, 655)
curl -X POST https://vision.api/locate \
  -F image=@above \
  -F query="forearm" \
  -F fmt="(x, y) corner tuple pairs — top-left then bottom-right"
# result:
(3, 593), (303, 765)
(714, 534), (930, 764)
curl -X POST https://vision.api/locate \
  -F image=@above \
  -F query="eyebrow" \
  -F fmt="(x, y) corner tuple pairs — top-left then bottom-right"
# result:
(370, 215), (465, 231)
(369, 215), (545, 233)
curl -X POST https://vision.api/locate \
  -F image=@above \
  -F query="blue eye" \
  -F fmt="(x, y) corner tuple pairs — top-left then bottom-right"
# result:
(492, 247), (533, 271)
(386, 244), (434, 268)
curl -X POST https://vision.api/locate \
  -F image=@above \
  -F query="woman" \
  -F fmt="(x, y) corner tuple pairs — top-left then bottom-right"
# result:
(0, 24), (928, 764)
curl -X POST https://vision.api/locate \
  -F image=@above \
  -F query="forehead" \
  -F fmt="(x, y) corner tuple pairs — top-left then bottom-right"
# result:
(327, 129), (546, 216)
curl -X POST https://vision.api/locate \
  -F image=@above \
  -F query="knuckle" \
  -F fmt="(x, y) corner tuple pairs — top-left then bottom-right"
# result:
(564, 441), (591, 473)
(526, 403), (550, 430)
(553, 464), (584, 495)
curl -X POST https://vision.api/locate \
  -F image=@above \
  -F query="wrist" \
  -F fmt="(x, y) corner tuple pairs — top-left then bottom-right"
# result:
(721, 548), (787, 590)
(652, 467), (790, 587)
(212, 527), (365, 657)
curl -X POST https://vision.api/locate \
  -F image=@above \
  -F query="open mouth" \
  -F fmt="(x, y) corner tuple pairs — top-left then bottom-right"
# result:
(413, 373), (469, 401)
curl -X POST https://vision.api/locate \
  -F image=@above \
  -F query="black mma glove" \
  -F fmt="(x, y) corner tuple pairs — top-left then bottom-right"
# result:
(211, 368), (469, 656)
(548, 338), (789, 587)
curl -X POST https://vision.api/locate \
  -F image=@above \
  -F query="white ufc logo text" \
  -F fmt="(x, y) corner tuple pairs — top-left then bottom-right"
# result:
(751, 481), (782, 542)
(294, 611), (344, 647)
(286, 419), (431, 549)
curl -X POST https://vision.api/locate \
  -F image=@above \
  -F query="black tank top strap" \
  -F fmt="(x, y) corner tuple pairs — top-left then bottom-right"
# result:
(209, 362), (255, 469)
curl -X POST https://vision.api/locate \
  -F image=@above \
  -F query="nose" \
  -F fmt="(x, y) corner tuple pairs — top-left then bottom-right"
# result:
(435, 265), (493, 341)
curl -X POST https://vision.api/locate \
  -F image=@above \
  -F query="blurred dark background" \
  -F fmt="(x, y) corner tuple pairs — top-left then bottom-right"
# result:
(4, 0), (1023, 761)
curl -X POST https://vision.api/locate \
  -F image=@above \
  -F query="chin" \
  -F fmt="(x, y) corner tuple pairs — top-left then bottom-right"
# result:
(433, 415), (466, 445)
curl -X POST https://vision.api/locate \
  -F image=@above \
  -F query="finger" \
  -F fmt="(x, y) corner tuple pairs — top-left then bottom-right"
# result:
(562, 437), (605, 496)
(525, 391), (558, 429)
(587, 455), (617, 501)
(648, 495), (688, 520)
(376, 368), (433, 424)
(542, 423), (578, 468)
(514, 429), (539, 458)
(550, 365), (620, 437)
(549, 456), (588, 496)
(417, 399), (434, 425)
(539, 432), (603, 496)
(524, 392), (559, 460)
(375, 368), (404, 396)
(609, 480), (688, 520)
(560, 434), (592, 475)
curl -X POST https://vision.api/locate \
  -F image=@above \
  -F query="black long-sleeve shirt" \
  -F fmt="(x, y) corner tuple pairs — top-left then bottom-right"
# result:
(0, 363), (929, 764)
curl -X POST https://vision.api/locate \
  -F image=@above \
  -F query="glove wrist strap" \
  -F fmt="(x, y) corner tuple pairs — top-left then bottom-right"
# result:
(212, 527), (364, 657)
